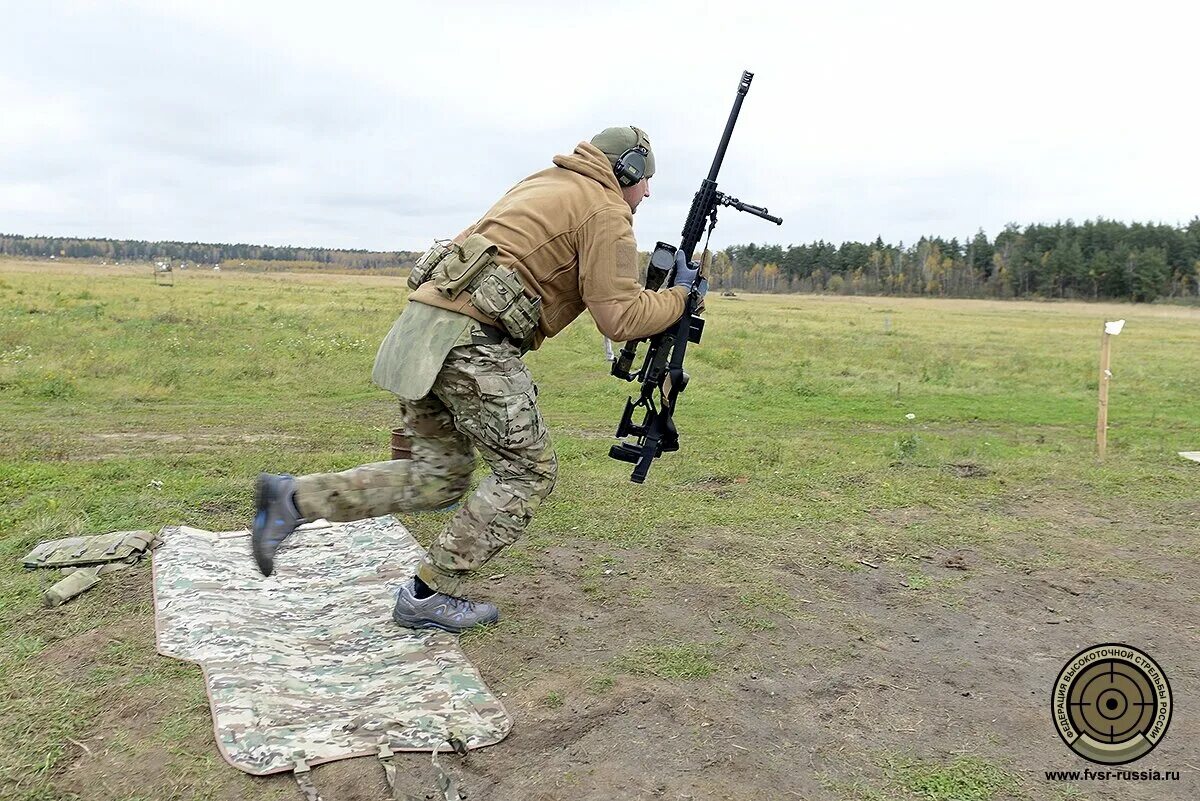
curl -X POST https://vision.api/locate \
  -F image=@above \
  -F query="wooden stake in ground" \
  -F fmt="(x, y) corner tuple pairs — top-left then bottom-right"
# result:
(1096, 319), (1125, 459)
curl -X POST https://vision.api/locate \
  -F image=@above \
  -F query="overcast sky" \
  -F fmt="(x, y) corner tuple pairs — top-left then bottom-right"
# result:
(2, 1), (1196, 252)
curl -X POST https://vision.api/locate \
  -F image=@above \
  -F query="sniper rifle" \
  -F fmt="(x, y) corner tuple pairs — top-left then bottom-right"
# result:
(609, 70), (782, 483)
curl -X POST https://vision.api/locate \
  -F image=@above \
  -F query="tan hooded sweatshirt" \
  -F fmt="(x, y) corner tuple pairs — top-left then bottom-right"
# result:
(409, 141), (687, 349)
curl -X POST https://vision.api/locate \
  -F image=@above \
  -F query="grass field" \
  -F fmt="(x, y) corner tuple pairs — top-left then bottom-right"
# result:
(1, 259), (1197, 800)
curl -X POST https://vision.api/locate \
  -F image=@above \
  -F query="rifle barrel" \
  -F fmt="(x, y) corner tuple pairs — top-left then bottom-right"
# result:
(707, 71), (753, 182)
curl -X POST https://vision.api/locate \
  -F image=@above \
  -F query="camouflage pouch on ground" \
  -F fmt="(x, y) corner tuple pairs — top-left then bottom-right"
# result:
(23, 530), (157, 568)
(470, 265), (541, 342)
(44, 567), (103, 607)
(24, 530), (160, 606)
(430, 234), (498, 300)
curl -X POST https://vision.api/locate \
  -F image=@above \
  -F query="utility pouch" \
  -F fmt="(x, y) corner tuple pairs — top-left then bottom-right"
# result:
(471, 266), (541, 342)
(407, 241), (453, 291)
(44, 566), (102, 607)
(431, 234), (498, 300)
(499, 294), (541, 342)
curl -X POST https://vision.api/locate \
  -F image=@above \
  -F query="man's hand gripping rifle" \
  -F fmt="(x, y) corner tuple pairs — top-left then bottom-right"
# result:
(609, 70), (782, 483)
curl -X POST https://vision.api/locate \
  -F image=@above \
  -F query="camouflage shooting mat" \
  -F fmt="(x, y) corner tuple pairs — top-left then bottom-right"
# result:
(152, 516), (512, 775)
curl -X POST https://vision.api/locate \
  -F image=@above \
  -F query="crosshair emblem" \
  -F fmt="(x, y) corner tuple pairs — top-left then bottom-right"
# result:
(1052, 644), (1172, 765)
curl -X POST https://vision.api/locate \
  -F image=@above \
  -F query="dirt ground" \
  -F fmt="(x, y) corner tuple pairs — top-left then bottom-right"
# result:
(43, 497), (1198, 801)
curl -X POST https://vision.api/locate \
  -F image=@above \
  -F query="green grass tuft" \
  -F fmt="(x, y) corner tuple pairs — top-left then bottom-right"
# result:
(888, 755), (1019, 801)
(616, 643), (717, 679)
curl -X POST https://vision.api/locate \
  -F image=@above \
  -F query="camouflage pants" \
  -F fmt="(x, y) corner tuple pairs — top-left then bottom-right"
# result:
(293, 340), (557, 597)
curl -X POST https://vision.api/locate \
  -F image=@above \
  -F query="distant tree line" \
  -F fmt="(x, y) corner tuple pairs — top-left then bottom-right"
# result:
(0, 234), (417, 272)
(7, 218), (1200, 302)
(718, 218), (1200, 302)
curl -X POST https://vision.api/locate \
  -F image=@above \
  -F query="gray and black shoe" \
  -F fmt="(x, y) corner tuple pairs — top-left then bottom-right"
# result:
(392, 579), (500, 634)
(251, 473), (305, 576)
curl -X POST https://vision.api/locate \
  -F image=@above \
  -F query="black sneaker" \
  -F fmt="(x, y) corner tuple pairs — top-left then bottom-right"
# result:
(392, 579), (500, 633)
(251, 473), (304, 576)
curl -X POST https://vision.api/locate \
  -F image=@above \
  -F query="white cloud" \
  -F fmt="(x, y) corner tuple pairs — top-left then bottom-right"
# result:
(2, 0), (1197, 250)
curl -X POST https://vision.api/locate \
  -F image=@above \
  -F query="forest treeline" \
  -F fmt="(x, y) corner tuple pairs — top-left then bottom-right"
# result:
(6, 217), (1200, 301)
(0, 234), (417, 272)
(719, 219), (1200, 302)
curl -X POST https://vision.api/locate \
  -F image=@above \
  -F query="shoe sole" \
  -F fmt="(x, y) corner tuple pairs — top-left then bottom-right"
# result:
(251, 474), (274, 576)
(391, 613), (498, 635)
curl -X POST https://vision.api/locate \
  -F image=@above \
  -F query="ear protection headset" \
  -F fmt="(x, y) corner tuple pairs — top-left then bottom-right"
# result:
(613, 128), (651, 187)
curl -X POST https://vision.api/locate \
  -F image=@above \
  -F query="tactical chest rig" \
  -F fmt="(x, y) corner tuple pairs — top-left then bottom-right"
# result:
(408, 234), (541, 344)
